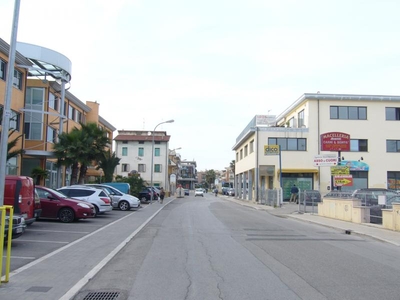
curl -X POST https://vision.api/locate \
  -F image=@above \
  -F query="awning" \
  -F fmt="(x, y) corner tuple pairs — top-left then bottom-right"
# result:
(277, 168), (319, 174)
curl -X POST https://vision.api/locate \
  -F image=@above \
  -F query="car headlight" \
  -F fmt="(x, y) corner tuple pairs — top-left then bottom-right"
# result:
(77, 203), (91, 209)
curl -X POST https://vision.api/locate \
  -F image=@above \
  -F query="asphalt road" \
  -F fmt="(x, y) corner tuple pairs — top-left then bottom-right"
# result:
(75, 193), (400, 300)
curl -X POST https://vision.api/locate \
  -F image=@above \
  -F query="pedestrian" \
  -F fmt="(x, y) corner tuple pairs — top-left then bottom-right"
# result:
(159, 187), (165, 204)
(290, 184), (299, 203)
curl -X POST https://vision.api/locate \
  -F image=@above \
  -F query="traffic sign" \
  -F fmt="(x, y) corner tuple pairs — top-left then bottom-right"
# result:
(313, 155), (338, 167)
(334, 175), (353, 186)
(331, 166), (350, 175)
(264, 145), (279, 155)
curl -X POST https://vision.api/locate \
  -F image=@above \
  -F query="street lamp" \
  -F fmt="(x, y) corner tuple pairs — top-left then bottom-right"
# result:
(150, 119), (174, 204)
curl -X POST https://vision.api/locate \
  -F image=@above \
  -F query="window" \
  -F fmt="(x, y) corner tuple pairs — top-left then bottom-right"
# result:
(138, 164), (146, 172)
(0, 59), (6, 80)
(139, 141), (144, 144)
(48, 93), (59, 111)
(388, 172), (400, 190)
(122, 147), (128, 156)
(68, 105), (76, 120)
(386, 140), (400, 152)
(330, 106), (367, 120)
(122, 164), (129, 172)
(154, 164), (162, 172)
(138, 147), (144, 156)
(76, 111), (82, 123)
(244, 145), (248, 157)
(236, 152), (239, 162)
(13, 69), (22, 89)
(268, 137), (307, 151)
(385, 107), (400, 120)
(288, 117), (294, 128)
(63, 102), (67, 116)
(250, 140), (254, 153)
(24, 87), (44, 140)
(122, 141), (128, 144)
(9, 109), (20, 131)
(298, 110), (305, 127)
(350, 139), (368, 152)
(155, 148), (160, 156)
(240, 149), (243, 159)
(47, 126), (57, 143)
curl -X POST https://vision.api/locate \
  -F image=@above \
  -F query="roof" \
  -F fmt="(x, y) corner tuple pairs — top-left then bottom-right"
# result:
(114, 135), (171, 142)
(0, 38), (32, 66)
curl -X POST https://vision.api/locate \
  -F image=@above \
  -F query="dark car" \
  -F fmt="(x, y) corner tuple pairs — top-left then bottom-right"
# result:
(184, 189), (190, 196)
(297, 190), (321, 205)
(138, 187), (158, 203)
(36, 186), (96, 223)
(3, 214), (26, 240)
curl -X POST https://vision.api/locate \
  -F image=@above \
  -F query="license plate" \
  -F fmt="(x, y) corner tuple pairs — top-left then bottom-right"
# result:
(16, 227), (23, 233)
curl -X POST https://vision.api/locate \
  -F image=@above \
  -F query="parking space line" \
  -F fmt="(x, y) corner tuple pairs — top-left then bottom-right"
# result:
(3, 256), (36, 260)
(14, 239), (69, 244)
(27, 229), (90, 234)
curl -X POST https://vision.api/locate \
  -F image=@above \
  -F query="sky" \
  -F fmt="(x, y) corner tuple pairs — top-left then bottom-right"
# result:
(1, 0), (400, 171)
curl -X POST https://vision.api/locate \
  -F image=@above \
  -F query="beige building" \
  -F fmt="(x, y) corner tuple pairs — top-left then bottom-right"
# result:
(233, 93), (400, 202)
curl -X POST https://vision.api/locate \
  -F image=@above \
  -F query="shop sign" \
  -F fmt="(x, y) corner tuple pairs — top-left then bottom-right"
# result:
(313, 154), (338, 167)
(320, 132), (350, 151)
(331, 166), (350, 175)
(264, 145), (279, 155)
(334, 175), (353, 186)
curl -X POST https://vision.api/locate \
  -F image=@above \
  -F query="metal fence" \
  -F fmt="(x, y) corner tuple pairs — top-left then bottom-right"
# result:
(297, 190), (321, 214)
(259, 188), (283, 207)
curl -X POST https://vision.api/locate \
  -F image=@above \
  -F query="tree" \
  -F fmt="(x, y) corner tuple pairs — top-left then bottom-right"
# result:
(117, 175), (146, 198)
(53, 122), (110, 185)
(230, 160), (235, 175)
(205, 169), (216, 188)
(31, 166), (48, 185)
(6, 129), (24, 161)
(97, 151), (120, 183)
(77, 123), (110, 184)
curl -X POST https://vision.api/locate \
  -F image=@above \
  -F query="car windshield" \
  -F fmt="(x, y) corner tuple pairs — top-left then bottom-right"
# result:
(37, 188), (68, 199)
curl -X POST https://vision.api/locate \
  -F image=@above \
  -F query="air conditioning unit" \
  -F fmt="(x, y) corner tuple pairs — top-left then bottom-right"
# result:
(13, 77), (19, 87)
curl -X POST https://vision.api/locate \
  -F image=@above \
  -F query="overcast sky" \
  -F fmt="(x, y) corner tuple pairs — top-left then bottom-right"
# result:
(1, 0), (400, 171)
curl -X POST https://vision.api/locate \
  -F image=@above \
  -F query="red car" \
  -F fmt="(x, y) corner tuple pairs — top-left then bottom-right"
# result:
(35, 186), (95, 223)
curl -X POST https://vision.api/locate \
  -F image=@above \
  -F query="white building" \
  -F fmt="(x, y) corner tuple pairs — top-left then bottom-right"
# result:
(233, 93), (400, 202)
(114, 130), (171, 189)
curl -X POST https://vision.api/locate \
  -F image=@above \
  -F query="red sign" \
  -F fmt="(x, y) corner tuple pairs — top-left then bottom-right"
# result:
(334, 175), (353, 187)
(320, 132), (350, 151)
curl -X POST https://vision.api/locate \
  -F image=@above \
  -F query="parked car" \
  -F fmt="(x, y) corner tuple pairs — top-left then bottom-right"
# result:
(2, 214), (27, 241)
(184, 189), (190, 196)
(138, 187), (158, 203)
(84, 184), (141, 211)
(57, 186), (112, 216)
(35, 186), (95, 223)
(194, 188), (204, 197)
(297, 190), (322, 205)
(4, 175), (41, 225)
(102, 182), (130, 194)
(227, 188), (235, 196)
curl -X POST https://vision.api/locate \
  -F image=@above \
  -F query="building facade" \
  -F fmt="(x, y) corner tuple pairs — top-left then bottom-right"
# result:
(1, 39), (115, 187)
(114, 130), (171, 189)
(233, 93), (400, 202)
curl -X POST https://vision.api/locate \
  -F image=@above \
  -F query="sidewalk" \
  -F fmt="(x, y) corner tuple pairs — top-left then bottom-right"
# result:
(221, 195), (400, 247)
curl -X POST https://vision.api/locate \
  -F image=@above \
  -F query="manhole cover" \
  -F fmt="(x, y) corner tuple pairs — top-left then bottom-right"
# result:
(83, 291), (121, 300)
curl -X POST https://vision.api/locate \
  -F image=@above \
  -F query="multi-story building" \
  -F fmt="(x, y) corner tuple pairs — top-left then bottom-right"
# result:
(1, 39), (115, 187)
(178, 161), (197, 189)
(233, 93), (400, 202)
(114, 130), (171, 189)
(168, 148), (182, 194)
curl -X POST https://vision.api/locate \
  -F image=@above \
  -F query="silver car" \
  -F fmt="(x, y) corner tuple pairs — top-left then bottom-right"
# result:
(85, 184), (141, 211)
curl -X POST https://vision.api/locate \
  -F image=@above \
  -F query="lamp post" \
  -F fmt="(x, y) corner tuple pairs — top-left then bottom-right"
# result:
(150, 119), (174, 204)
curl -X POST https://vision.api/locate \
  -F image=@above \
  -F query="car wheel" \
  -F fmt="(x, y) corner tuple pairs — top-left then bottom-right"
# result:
(58, 208), (75, 223)
(94, 205), (100, 217)
(141, 197), (147, 203)
(119, 200), (130, 211)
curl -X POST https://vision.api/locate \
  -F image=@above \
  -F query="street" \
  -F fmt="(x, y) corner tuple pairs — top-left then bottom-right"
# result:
(75, 193), (400, 300)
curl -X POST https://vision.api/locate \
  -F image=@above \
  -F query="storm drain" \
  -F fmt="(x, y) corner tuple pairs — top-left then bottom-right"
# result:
(83, 291), (121, 300)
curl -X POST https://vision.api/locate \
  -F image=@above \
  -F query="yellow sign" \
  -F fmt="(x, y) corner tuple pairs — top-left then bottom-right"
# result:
(264, 145), (279, 156)
(334, 175), (353, 186)
(330, 166), (350, 175)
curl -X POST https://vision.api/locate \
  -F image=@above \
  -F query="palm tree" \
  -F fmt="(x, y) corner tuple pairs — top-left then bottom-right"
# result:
(6, 129), (24, 161)
(77, 123), (110, 184)
(97, 150), (120, 183)
(205, 169), (216, 188)
(230, 160), (235, 175)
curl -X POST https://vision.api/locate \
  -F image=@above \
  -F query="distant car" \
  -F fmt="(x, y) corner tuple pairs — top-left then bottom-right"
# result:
(57, 186), (112, 216)
(138, 187), (158, 203)
(184, 189), (190, 196)
(195, 188), (204, 197)
(36, 186), (95, 223)
(3, 214), (26, 240)
(85, 184), (140, 211)
(227, 188), (235, 196)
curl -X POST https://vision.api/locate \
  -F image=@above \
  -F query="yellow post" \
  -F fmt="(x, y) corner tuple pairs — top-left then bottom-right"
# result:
(0, 205), (13, 284)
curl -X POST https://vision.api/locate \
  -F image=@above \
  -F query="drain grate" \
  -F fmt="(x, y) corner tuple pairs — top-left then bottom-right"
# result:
(83, 291), (121, 300)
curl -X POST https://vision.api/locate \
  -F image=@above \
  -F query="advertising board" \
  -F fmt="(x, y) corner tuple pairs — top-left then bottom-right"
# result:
(264, 145), (279, 156)
(320, 132), (350, 151)
(313, 154), (338, 167)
